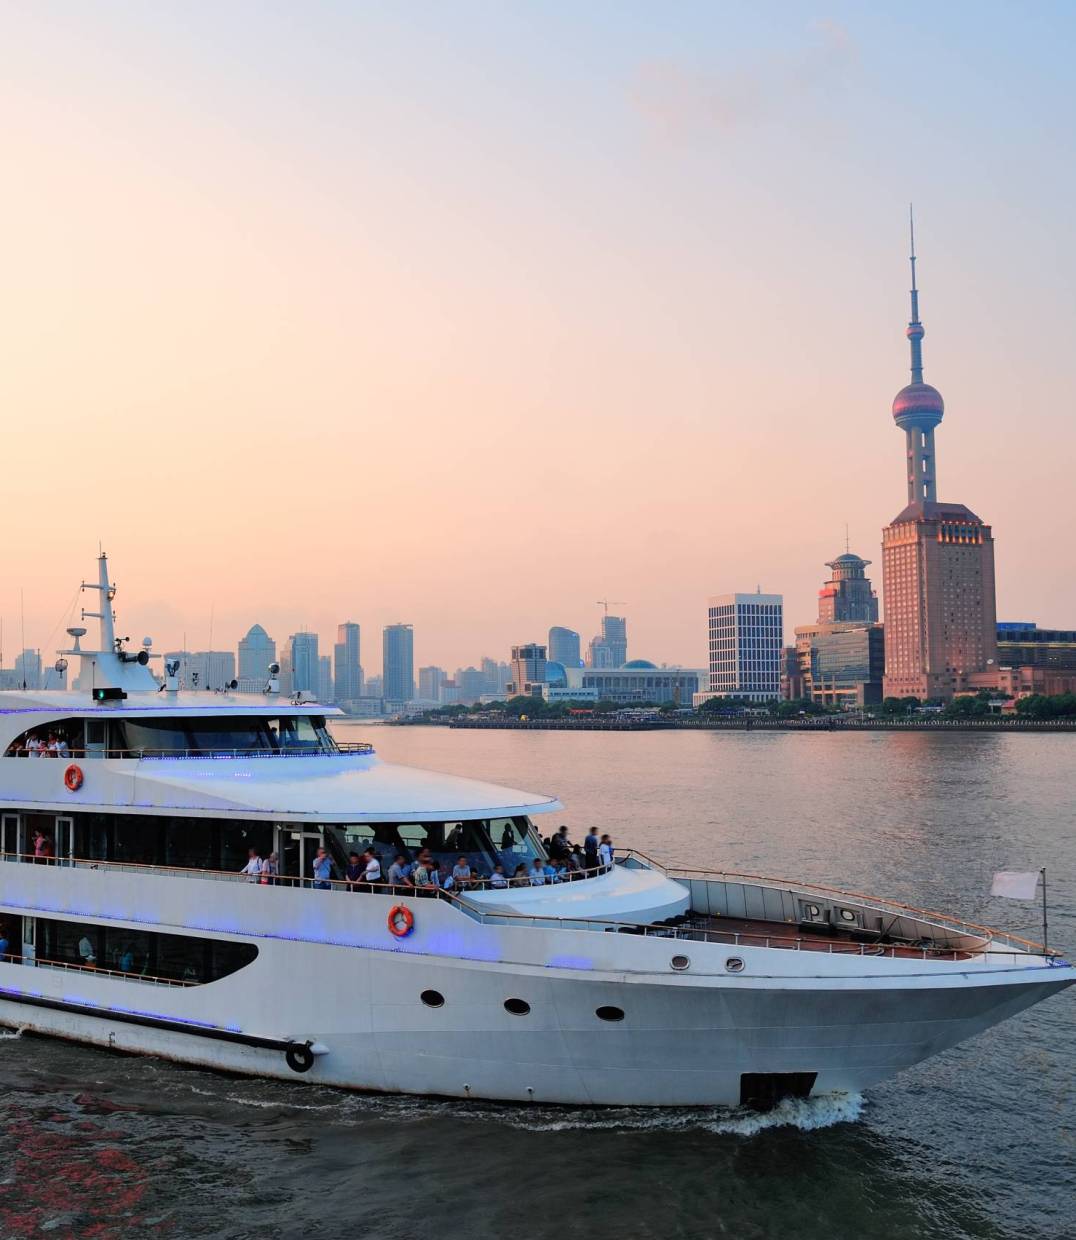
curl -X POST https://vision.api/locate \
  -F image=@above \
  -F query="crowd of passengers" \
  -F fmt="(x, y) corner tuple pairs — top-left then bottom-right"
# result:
(9, 730), (71, 757)
(237, 824), (617, 892)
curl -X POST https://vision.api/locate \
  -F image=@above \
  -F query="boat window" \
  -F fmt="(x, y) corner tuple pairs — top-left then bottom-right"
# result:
(117, 719), (192, 754)
(33, 915), (257, 985)
(5, 720), (85, 757)
(489, 817), (547, 870)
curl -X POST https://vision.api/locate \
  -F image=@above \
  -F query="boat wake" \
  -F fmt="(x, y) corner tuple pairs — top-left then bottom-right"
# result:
(491, 1090), (865, 1135)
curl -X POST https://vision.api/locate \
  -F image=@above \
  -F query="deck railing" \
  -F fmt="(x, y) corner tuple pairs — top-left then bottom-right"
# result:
(0, 847), (1056, 962)
(4, 743), (374, 760)
(0, 952), (197, 989)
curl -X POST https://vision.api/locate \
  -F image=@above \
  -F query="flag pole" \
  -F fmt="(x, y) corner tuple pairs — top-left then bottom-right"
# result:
(1041, 867), (1048, 954)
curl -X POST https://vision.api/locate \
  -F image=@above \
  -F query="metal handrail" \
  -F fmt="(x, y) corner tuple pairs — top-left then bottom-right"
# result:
(2, 847), (1054, 962)
(4, 743), (374, 760)
(615, 848), (1049, 956)
(6, 952), (196, 988)
(0, 849), (611, 894)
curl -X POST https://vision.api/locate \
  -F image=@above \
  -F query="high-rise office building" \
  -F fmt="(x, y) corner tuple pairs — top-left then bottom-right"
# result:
(588, 615), (627, 668)
(383, 624), (414, 702)
(881, 224), (997, 700)
(13, 648), (42, 690)
(418, 665), (446, 701)
(705, 593), (783, 701)
(162, 650), (237, 691)
(480, 657), (511, 695)
(548, 626), (582, 668)
(507, 643), (547, 696)
(333, 622), (362, 702)
(289, 632), (320, 695)
(318, 654), (334, 704)
(817, 550), (879, 624)
(455, 666), (486, 702)
(238, 624), (276, 681)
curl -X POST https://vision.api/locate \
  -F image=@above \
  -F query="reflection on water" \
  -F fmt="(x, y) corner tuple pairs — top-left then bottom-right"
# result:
(0, 728), (1073, 1239)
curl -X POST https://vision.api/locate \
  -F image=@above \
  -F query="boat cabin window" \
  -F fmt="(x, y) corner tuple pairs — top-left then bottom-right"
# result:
(5, 715), (336, 757)
(331, 816), (547, 875)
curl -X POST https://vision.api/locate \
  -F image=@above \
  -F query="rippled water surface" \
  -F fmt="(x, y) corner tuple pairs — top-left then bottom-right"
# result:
(1, 727), (1073, 1239)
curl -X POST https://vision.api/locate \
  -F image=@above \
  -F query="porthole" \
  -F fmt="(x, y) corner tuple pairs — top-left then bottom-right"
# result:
(725, 957), (745, 974)
(596, 1005), (624, 1022)
(504, 998), (530, 1016)
(420, 989), (444, 1008)
(670, 954), (691, 971)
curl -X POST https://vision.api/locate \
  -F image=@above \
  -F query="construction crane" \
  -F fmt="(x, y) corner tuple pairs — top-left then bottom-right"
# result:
(596, 599), (625, 616)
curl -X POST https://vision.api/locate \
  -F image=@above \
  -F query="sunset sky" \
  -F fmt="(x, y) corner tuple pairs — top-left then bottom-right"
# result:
(2, 2), (1075, 672)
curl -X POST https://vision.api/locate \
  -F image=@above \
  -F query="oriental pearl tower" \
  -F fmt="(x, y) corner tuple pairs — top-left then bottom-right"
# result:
(880, 212), (997, 702)
(893, 209), (945, 505)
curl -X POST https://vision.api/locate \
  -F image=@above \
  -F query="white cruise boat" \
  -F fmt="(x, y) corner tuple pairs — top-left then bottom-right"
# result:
(0, 555), (1072, 1110)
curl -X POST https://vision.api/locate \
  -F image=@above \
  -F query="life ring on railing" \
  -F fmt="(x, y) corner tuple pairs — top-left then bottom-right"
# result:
(63, 764), (84, 792)
(387, 905), (414, 938)
(285, 1042), (315, 1073)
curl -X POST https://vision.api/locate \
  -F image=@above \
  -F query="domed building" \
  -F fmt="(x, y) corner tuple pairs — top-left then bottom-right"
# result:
(818, 551), (879, 625)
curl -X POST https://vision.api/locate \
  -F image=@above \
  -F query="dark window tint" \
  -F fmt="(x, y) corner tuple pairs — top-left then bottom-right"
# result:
(596, 1006), (624, 1022)
(420, 990), (444, 1008)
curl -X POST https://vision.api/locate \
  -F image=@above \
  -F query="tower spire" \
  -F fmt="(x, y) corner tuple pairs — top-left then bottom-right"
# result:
(907, 203), (925, 384)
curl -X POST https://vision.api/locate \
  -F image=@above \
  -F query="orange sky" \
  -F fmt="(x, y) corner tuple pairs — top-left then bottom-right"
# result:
(2, 4), (1075, 672)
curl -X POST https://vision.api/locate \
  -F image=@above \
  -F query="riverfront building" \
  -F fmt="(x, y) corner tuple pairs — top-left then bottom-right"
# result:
(818, 552), (879, 624)
(507, 643), (547, 697)
(237, 624), (276, 683)
(588, 615), (627, 668)
(703, 593), (784, 702)
(289, 633), (320, 696)
(382, 624), (415, 703)
(333, 622), (362, 703)
(548, 626), (582, 668)
(881, 226), (997, 701)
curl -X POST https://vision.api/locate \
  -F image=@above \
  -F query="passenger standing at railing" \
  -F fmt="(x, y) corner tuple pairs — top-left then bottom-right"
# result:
(259, 853), (278, 886)
(452, 856), (473, 890)
(344, 852), (364, 891)
(240, 849), (262, 882)
(599, 834), (614, 869)
(311, 847), (335, 891)
(387, 854), (411, 887)
(411, 856), (433, 890)
(361, 849), (382, 891)
(584, 827), (600, 870)
(548, 825), (572, 860)
(0, 927), (9, 961)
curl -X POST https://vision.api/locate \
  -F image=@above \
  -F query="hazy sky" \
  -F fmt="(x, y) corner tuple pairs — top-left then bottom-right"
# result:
(2, 2), (1075, 673)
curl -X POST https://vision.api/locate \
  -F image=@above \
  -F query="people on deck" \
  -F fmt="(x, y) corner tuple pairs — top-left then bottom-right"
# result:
(344, 852), (364, 891)
(599, 834), (614, 869)
(528, 859), (547, 886)
(260, 853), (278, 885)
(387, 854), (411, 887)
(240, 849), (262, 881)
(548, 826), (571, 860)
(452, 856), (473, 889)
(311, 847), (334, 890)
(489, 864), (508, 888)
(584, 827), (600, 870)
(361, 849), (382, 889)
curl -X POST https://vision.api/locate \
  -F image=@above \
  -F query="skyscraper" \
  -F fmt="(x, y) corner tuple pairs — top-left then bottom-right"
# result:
(548, 626), (582, 668)
(881, 220), (997, 700)
(333, 622), (362, 702)
(418, 665), (446, 701)
(318, 654), (334, 704)
(587, 615), (627, 668)
(507, 644), (547, 696)
(290, 632), (319, 694)
(383, 624), (414, 702)
(238, 624), (276, 681)
(705, 593), (783, 701)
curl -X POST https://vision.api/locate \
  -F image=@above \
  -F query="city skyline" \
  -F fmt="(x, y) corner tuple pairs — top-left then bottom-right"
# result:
(2, 5), (1075, 668)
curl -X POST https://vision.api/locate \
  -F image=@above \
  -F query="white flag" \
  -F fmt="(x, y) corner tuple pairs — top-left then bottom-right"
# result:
(991, 871), (1040, 900)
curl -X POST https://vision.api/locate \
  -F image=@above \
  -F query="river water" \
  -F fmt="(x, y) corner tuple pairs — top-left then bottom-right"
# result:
(1, 726), (1072, 1239)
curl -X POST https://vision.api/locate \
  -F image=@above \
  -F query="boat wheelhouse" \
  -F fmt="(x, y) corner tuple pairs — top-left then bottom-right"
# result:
(0, 555), (1072, 1109)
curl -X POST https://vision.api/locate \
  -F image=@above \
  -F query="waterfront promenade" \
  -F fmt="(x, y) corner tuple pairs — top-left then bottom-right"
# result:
(433, 715), (1076, 733)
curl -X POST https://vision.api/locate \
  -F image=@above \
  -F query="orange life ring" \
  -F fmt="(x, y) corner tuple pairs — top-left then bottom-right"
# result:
(64, 764), (84, 792)
(387, 905), (414, 938)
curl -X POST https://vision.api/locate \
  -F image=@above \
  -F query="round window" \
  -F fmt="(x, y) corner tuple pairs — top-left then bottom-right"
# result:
(596, 1005), (625, 1022)
(725, 957), (745, 974)
(670, 954), (691, 971)
(420, 989), (445, 1008)
(503, 998), (530, 1015)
